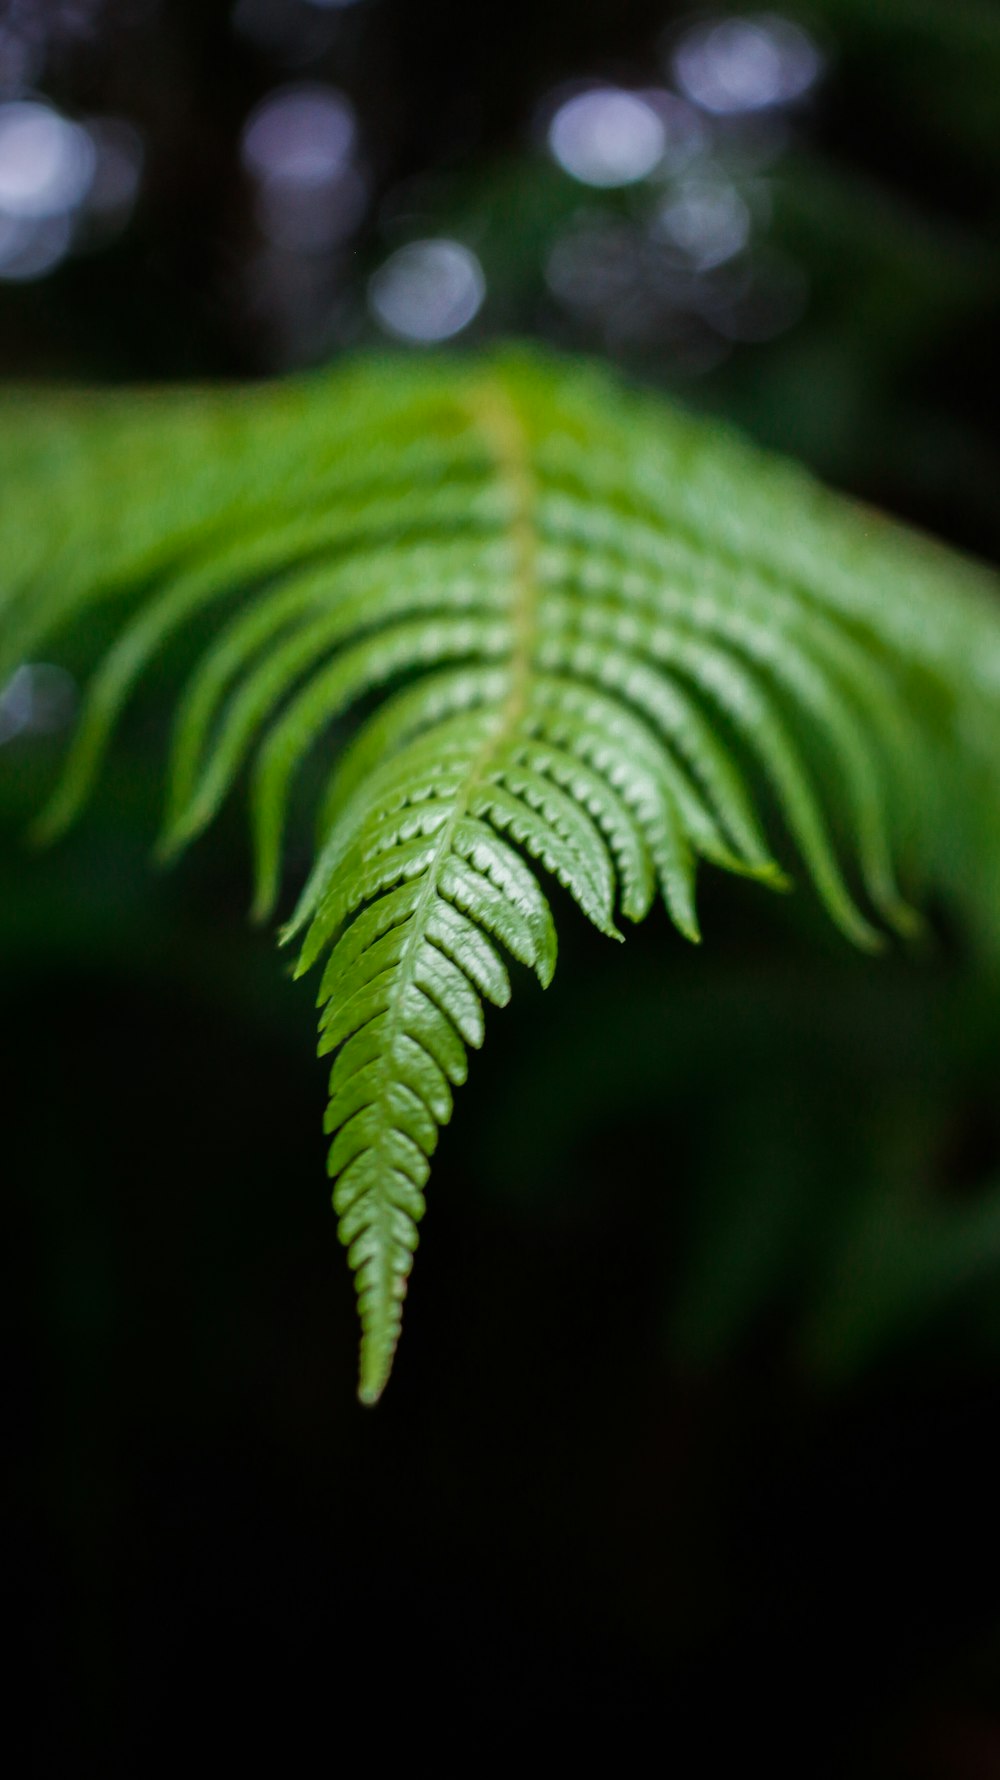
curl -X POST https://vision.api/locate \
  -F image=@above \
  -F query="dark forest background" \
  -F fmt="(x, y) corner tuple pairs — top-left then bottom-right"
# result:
(3, 1), (1000, 1769)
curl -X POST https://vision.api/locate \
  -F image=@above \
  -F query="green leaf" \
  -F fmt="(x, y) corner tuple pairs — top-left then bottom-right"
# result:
(5, 345), (1000, 1401)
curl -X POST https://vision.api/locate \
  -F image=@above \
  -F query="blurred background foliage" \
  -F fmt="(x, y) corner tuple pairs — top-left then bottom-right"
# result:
(3, 0), (1000, 1769)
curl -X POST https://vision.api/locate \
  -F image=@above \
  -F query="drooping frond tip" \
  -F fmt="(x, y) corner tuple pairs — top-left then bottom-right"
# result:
(4, 346), (1000, 1401)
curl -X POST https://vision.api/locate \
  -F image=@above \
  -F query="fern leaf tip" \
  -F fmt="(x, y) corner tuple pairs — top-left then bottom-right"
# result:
(885, 899), (927, 942)
(358, 1343), (395, 1407)
(756, 862), (793, 893)
(28, 784), (83, 848)
(153, 823), (189, 867)
(26, 810), (60, 851)
(249, 886), (277, 927)
(838, 913), (887, 956)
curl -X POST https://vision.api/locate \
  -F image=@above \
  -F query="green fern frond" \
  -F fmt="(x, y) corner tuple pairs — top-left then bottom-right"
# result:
(4, 347), (1000, 1401)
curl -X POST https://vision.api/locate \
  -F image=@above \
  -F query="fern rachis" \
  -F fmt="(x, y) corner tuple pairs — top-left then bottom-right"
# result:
(4, 348), (1000, 1401)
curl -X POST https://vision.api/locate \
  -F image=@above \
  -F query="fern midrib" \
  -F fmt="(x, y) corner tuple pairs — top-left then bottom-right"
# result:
(349, 377), (541, 1401)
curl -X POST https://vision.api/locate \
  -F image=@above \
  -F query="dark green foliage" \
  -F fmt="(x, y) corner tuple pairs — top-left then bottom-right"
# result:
(4, 348), (1000, 1399)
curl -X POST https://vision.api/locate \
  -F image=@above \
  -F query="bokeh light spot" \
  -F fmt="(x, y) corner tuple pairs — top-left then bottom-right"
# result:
(672, 14), (822, 116)
(242, 83), (367, 255)
(369, 239), (485, 343)
(0, 100), (95, 219)
(0, 664), (78, 745)
(547, 87), (666, 188)
(241, 85), (357, 189)
(655, 176), (751, 270)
